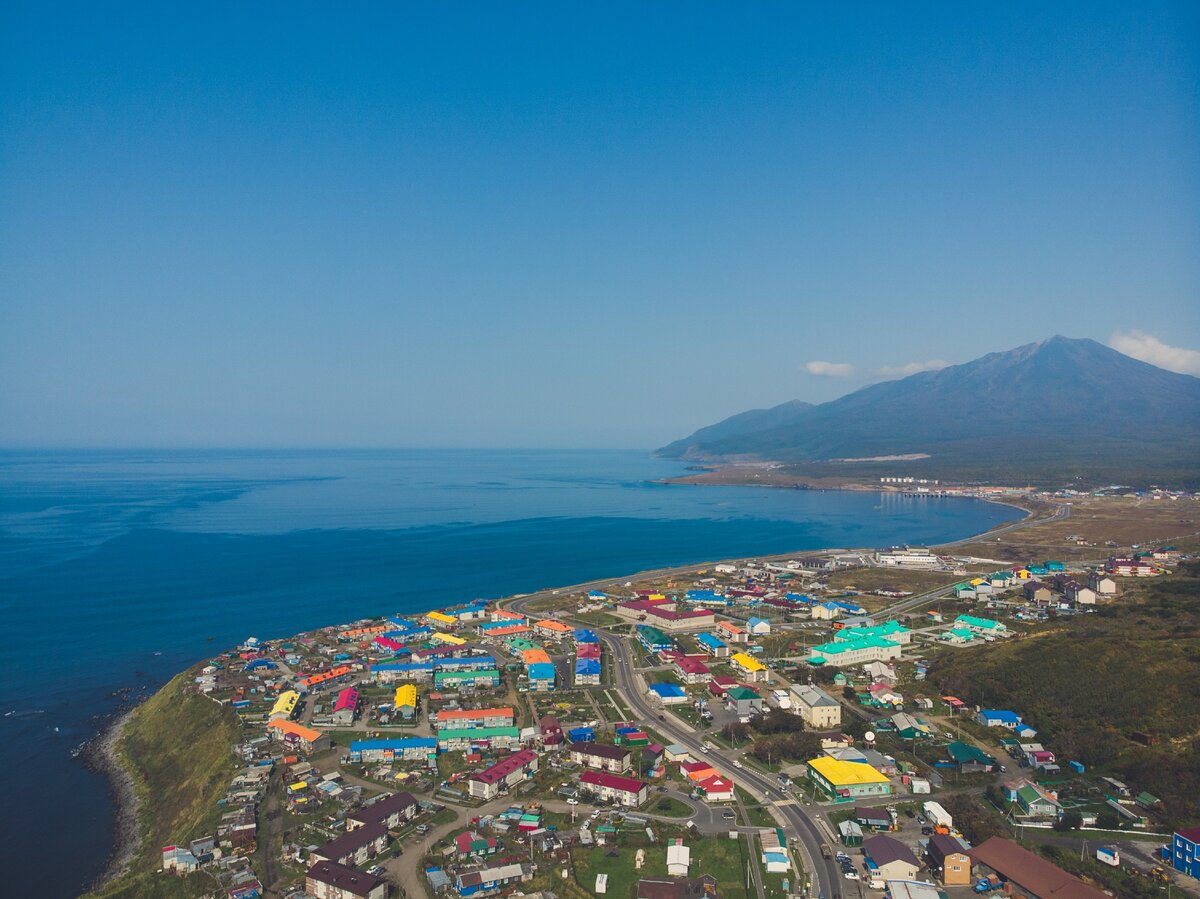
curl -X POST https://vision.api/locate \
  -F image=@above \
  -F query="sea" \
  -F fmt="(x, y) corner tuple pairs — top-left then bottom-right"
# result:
(0, 449), (1020, 896)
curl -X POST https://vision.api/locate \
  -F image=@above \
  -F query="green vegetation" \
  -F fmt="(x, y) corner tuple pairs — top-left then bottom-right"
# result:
(85, 669), (240, 899)
(930, 563), (1200, 827)
(572, 836), (755, 899)
(650, 796), (694, 818)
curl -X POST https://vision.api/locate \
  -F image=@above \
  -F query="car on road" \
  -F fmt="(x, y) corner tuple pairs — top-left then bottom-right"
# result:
(722, 811), (735, 819)
(367, 866), (385, 876)
(656, 786), (668, 792)
(591, 810), (601, 819)
(733, 760), (743, 768)
(699, 745), (709, 753)
(658, 714), (665, 721)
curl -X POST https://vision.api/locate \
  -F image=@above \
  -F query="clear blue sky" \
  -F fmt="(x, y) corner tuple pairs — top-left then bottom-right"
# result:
(2, 2), (1197, 448)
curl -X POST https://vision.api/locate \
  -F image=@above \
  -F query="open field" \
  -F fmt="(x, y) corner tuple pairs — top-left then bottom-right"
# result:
(953, 495), (1200, 564)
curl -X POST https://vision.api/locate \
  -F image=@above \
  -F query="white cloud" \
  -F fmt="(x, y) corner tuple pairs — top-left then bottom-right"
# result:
(1110, 331), (1200, 376)
(877, 359), (951, 378)
(804, 360), (856, 377)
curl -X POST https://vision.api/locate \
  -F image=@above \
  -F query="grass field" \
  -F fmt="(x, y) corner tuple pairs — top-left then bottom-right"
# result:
(573, 835), (755, 899)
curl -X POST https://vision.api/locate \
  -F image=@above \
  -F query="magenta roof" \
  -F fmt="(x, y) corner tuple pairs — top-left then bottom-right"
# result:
(580, 770), (647, 794)
(470, 750), (538, 785)
(333, 686), (358, 712)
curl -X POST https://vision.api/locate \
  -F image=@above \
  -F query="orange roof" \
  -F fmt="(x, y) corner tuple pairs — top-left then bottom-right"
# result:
(522, 649), (552, 664)
(437, 706), (515, 721)
(268, 719), (323, 743)
(492, 610), (526, 621)
(535, 619), (573, 633)
(487, 624), (530, 636)
(300, 665), (353, 687)
(343, 625), (386, 638)
(717, 621), (744, 633)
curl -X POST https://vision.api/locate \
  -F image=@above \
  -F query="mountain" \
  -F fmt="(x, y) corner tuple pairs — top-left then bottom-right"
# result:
(657, 337), (1200, 482)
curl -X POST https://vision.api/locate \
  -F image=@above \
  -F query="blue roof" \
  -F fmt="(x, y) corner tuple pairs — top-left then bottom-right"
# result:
(696, 632), (726, 649)
(686, 589), (725, 601)
(833, 601), (866, 612)
(574, 628), (599, 643)
(384, 626), (430, 638)
(479, 620), (520, 630)
(351, 737), (437, 751)
(575, 659), (601, 674)
(748, 616), (768, 627)
(980, 709), (1021, 723)
(245, 659), (276, 669)
(388, 617), (416, 628)
(527, 662), (556, 680)
(649, 683), (687, 699)
(372, 662), (435, 672)
(786, 593), (816, 603)
(587, 590), (607, 598)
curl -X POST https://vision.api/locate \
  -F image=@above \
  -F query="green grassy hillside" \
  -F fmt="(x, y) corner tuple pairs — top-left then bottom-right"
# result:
(929, 563), (1200, 828)
(86, 668), (240, 899)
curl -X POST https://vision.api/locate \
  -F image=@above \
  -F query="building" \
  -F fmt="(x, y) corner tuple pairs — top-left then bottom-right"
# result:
(855, 807), (892, 831)
(747, 617), (771, 635)
(569, 741), (632, 772)
(695, 632), (730, 658)
(436, 707), (515, 730)
(1089, 573), (1118, 595)
(863, 834), (921, 881)
(947, 741), (994, 773)
(953, 615), (1006, 636)
(348, 791), (419, 830)
(807, 635), (902, 667)
(267, 719), (331, 753)
(538, 715), (563, 748)
(808, 756), (893, 800)
(675, 656), (712, 684)
(875, 547), (941, 569)
(436, 726), (521, 752)
(1172, 827), (1200, 880)
(454, 830), (499, 859)
(526, 661), (556, 692)
(926, 832), (972, 885)
(306, 861), (387, 899)
(791, 684), (842, 729)
(730, 651), (769, 682)
(615, 598), (717, 631)
(331, 686), (359, 726)
(392, 683), (418, 720)
(454, 861), (532, 897)
(574, 657), (601, 685)
(533, 618), (573, 638)
(468, 750), (540, 800)
(579, 770), (648, 807)
(970, 837), (1107, 899)
(270, 690), (300, 721)
(637, 625), (675, 653)
(696, 774), (735, 802)
(716, 620), (749, 643)
(976, 709), (1022, 729)
(310, 822), (389, 867)
(636, 875), (720, 899)
(349, 737), (437, 763)
(648, 682), (689, 705)
(837, 621), (911, 646)
(370, 662), (435, 683)
(726, 686), (763, 718)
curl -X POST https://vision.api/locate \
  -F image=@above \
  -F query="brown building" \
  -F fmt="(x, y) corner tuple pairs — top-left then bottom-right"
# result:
(306, 860), (387, 899)
(970, 837), (1108, 899)
(311, 822), (388, 867)
(927, 832), (972, 885)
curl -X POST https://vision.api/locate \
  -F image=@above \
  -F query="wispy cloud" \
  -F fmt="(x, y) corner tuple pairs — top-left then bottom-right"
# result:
(1110, 331), (1200, 376)
(876, 359), (951, 378)
(804, 360), (856, 377)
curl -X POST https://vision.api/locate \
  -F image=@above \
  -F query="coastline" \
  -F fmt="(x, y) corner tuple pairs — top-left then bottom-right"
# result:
(83, 707), (141, 893)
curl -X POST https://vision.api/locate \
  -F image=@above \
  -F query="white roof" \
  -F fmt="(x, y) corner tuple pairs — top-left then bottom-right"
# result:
(886, 882), (942, 899)
(666, 844), (691, 868)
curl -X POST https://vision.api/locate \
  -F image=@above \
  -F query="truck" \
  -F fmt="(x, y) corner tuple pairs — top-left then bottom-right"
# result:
(974, 875), (1002, 893)
(821, 843), (833, 859)
(922, 801), (953, 829)
(1095, 847), (1120, 867)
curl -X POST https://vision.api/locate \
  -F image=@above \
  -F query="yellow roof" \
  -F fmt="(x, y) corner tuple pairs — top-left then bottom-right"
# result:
(808, 756), (889, 785)
(730, 652), (766, 672)
(394, 684), (418, 707)
(427, 611), (457, 624)
(431, 631), (466, 645)
(271, 690), (299, 717)
(289, 781), (308, 791)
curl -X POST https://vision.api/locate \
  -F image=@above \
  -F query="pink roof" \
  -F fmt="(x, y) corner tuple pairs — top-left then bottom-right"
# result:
(333, 686), (358, 712)
(471, 750), (538, 785)
(576, 643), (602, 659)
(580, 770), (647, 794)
(676, 657), (710, 674)
(374, 636), (404, 652)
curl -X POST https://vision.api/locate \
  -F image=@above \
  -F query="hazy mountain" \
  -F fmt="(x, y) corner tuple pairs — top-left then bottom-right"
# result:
(657, 337), (1200, 479)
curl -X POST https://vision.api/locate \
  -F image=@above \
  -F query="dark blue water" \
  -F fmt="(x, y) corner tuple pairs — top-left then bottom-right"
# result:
(0, 449), (1018, 896)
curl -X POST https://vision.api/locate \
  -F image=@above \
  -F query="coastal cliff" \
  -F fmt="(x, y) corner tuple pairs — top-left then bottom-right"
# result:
(84, 667), (239, 899)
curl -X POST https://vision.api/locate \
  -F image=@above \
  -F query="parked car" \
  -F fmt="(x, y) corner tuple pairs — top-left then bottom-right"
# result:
(567, 798), (578, 805)
(905, 809), (915, 818)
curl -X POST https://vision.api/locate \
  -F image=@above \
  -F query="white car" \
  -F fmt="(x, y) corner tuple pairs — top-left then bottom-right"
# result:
(591, 810), (601, 819)
(733, 760), (743, 768)
(567, 798), (578, 805)
(844, 871), (859, 881)
(699, 745), (709, 754)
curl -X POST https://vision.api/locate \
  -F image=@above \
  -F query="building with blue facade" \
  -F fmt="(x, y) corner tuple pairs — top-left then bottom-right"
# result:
(1173, 828), (1200, 880)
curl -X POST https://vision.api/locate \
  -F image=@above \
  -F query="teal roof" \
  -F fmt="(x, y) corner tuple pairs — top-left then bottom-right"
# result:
(836, 621), (909, 643)
(437, 726), (520, 742)
(954, 614), (1003, 631)
(811, 635), (899, 655)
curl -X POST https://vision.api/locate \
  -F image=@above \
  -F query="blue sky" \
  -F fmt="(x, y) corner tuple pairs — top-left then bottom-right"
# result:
(2, 3), (1197, 448)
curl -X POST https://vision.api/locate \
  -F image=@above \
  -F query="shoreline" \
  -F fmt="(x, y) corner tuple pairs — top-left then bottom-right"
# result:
(81, 707), (141, 893)
(78, 491), (1040, 891)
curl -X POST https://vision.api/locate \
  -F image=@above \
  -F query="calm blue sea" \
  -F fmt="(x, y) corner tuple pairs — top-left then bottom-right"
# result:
(0, 449), (1018, 896)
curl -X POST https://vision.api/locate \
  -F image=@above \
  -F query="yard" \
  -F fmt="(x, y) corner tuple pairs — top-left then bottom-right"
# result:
(572, 835), (757, 899)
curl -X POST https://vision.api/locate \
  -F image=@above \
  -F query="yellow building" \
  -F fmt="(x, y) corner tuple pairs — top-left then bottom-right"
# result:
(730, 652), (768, 682)
(807, 756), (893, 799)
(431, 631), (466, 646)
(393, 683), (418, 718)
(270, 690), (299, 721)
(426, 611), (457, 626)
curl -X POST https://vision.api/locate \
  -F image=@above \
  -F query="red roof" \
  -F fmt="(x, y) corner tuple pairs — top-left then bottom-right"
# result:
(470, 750), (538, 785)
(333, 686), (358, 712)
(697, 774), (733, 795)
(580, 770), (646, 794)
(676, 657), (710, 674)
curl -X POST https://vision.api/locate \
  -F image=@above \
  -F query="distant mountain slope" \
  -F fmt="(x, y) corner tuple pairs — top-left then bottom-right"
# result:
(657, 399), (813, 459)
(657, 337), (1200, 477)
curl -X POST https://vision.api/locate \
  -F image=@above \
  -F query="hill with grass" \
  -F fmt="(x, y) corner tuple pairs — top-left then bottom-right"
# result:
(928, 562), (1200, 828)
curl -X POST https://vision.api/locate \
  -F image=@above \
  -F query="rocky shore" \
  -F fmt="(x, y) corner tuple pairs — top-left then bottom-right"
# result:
(83, 708), (141, 892)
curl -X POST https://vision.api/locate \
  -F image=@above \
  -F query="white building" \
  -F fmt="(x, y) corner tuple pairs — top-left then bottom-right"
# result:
(791, 684), (842, 729)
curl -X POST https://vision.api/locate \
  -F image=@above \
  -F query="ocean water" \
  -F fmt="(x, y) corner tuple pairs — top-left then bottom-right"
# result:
(0, 449), (1019, 896)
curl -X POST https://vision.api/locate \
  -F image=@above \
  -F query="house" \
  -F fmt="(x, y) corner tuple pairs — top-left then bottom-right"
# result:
(716, 620), (749, 643)
(837, 621), (911, 646)
(533, 618), (573, 638)
(947, 741), (994, 773)
(725, 686), (763, 718)
(747, 617), (771, 635)
(370, 662), (435, 683)
(976, 709), (1022, 729)
(808, 756), (893, 799)
(1089, 573), (1117, 595)
(328, 686), (358, 726)
(468, 749), (540, 799)
(574, 657), (602, 686)
(1172, 827), (1200, 880)
(436, 726), (521, 752)
(311, 822), (389, 867)
(730, 651), (769, 682)
(454, 830), (498, 859)
(811, 601), (845, 620)
(579, 770), (648, 807)
(454, 861), (531, 897)
(306, 861), (387, 899)
(889, 713), (931, 739)
(953, 615), (1006, 636)
(270, 690), (300, 720)
(667, 840), (691, 876)
(839, 819), (865, 847)
(1064, 582), (1097, 605)
(863, 834), (921, 881)
(615, 599), (716, 631)
(636, 874), (719, 899)
(569, 741), (632, 773)
(1106, 557), (1157, 577)
(267, 719), (331, 753)
(1006, 780), (1062, 819)
(434, 669), (501, 689)
(348, 791), (418, 830)
(696, 774), (734, 802)
(940, 628), (974, 644)
(538, 715), (563, 748)
(926, 832), (972, 886)
(637, 625), (675, 653)
(161, 846), (199, 874)
(695, 632), (730, 658)
(791, 684), (842, 729)
(526, 661), (556, 692)
(970, 837), (1108, 899)
(675, 656), (712, 684)
(808, 635), (902, 667)
(1023, 581), (1053, 604)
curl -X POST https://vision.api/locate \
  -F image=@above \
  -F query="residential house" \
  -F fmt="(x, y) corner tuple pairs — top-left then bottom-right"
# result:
(578, 770), (648, 807)
(636, 874), (719, 899)
(730, 651), (769, 682)
(436, 707), (515, 730)
(808, 756), (893, 800)
(349, 737), (437, 763)
(969, 837), (1107, 899)
(791, 685), (842, 729)
(569, 741), (631, 773)
(454, 830), (499, 859)
(468, 750), (540, 800)
(310, 822), (389, 867)
(976, 709), (1022, 729)
(348, 791), (418, 830)
(695, 632), (730, 658)
(1088, 573), (1117, 595)
(926, 833), (972, 886)
(454, 862), (531, 897)
(863, 834), (921, 881)
(1171, 827), (1200, 880)
(306, 861), (387, 899)
(675, 656), (712, 684)
(716, 620), (749, 643)
(725, 686), (763, 718)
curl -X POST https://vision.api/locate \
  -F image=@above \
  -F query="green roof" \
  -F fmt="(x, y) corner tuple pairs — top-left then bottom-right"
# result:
(943, 628), (974, 640)
(437, 726), (520, 742)
(435, 669), (500, 682)
(947, 740), (991, 764)
(811, 635), (899, 655)
(835, 620), (909, 642)
(955, 614), (1003, 631)
(726, 687), (759, 700)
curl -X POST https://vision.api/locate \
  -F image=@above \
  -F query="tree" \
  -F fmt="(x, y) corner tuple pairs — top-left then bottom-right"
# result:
(722, 722), (751, 743)
(1095, 810), (1123, 830)
(1053, 811), (1083, 831)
